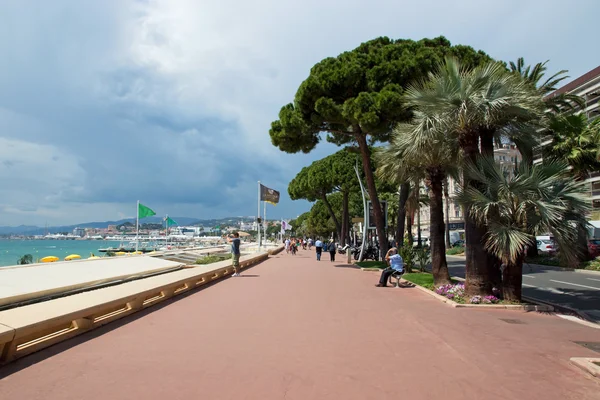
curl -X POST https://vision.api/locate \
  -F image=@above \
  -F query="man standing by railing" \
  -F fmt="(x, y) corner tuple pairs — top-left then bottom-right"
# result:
(227, 232), (241, 277)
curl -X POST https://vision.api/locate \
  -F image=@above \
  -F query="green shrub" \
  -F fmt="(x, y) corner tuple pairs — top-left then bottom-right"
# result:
(582, 259), (600, 271)
(414, 247), (431, 272)
(525, 255), (560, 267)
(398, 240), (415, 273)
(446, 246), (465, 255)
(195, 254), (232, 265)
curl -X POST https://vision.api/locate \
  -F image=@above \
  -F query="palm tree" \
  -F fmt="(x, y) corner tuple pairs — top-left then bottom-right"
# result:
(17, 254), (33, 265)
(377, 112), (458, 286)
(544, 114), (600, 180)
(509, 57), (584, 114)
(402, 58), (545, 295)
(457, 158), (589, 301)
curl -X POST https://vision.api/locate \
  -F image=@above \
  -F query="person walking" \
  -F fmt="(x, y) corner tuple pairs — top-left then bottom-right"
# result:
(227, 232), (242, 277)
(328, 239), (336, 262)
(285, 238), (291, 254)
(314, 238), (323, 261)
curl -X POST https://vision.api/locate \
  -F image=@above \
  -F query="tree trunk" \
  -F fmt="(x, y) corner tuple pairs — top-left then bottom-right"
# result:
(461, 133), (493, 296)
(321, 193), (341, 240)
(416, 202), (422, 247)
(341, 190), (349, 246)
(406, 213), (413, 244)
(502, 256), (524, 302)
(481, 129), (508, 290)
(428, 169), (452, 286)
(576, 223), (591, 263)
(356, 133), (388, 257)
(444, 177), (451, 248)
(480, 130), (495, 158)
(397, 182), (409, 247)
(526, 237), (539, 258)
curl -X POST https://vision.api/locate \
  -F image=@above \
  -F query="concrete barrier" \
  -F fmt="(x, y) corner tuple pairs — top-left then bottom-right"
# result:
(0, 251), (271, 365)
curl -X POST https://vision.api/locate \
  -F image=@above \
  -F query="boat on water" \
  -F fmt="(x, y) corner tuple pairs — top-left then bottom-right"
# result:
(40, 256), (59, 263)
(98, 241), (159, 254)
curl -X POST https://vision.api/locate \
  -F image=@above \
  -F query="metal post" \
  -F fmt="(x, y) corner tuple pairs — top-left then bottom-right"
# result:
(354, 163), (368, 262)
(257, 181), (261, 250)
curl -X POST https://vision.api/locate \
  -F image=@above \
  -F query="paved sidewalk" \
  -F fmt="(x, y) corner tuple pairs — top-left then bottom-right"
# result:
(1, 250), (599, 399)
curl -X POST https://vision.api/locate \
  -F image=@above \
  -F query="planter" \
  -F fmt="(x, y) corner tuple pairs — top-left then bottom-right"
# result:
(400, 278), (554, 312)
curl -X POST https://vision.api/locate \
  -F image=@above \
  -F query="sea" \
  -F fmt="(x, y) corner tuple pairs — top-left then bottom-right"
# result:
(0, 239), (124, 267)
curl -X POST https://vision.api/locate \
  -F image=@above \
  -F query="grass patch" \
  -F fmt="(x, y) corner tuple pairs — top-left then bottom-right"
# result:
(195, 254), (232, 265)
(446, 246), (465, 255)
(356, 261), (387, 269)
(403, 272), (436, 290)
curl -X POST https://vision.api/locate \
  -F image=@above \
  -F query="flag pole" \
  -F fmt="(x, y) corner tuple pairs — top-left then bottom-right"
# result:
(165, 214), (168, 248)
(264, 201), (267, 246)
(136, 200), (139, 252)
(257, 181), (261, 250)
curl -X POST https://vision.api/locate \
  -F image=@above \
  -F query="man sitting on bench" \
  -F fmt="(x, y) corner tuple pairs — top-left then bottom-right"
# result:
(375, 247), (404, 287)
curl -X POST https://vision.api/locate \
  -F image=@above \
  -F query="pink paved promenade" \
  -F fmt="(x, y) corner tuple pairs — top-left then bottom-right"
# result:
(1, 249), (599, 399)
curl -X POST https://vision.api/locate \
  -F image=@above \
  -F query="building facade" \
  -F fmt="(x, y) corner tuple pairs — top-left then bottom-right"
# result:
(534, 65), (600, 218)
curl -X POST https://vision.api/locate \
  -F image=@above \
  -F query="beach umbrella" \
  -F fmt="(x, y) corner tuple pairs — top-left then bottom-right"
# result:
(65, 254), (81, 261)
(40, 256), (59, 263)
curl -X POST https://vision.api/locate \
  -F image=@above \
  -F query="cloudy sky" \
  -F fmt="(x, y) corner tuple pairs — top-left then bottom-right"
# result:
(0, 0), (598, 226)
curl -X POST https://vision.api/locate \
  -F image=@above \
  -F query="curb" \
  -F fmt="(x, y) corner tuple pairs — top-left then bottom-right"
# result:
(399, 278), (554, 312)
(520, 295), (598, 326)
(570, 357), (600, 379)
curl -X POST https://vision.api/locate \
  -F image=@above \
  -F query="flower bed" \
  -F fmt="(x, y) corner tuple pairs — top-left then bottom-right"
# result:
(435, 283), (500, 304)
(402, 273), (551, 310)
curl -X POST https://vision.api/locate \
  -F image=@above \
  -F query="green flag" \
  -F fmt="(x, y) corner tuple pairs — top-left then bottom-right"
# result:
(166, 216), (177, 226)
(138, 202), (156, 219)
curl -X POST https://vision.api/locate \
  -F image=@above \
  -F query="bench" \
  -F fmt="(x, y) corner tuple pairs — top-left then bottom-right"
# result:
(388, 270), (405, 288)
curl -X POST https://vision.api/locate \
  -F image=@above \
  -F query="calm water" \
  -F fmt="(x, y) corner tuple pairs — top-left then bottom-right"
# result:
(0, 239), (123, 267)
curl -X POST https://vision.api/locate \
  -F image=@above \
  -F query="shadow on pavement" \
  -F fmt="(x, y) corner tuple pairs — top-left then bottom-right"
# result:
(332, 264), (360, 269)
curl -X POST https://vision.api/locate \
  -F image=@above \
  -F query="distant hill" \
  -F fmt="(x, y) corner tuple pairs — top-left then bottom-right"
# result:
(0, 216), (255, 235)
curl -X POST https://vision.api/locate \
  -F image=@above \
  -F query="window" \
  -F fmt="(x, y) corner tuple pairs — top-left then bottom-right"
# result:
(455, 210), (460, 218)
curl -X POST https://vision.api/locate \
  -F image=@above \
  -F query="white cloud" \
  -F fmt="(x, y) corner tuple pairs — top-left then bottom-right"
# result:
(0, 0), (598, 225)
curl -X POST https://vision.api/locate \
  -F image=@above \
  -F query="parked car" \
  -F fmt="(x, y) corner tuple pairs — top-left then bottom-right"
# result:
(588, 239), (600, 258)
(412, 237), (429, 248)
(452, 239), (465, 248)
(536, 239), (555, 254)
